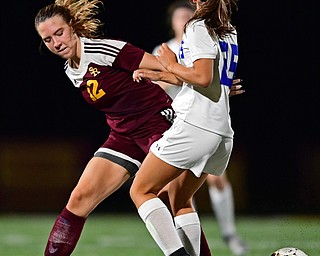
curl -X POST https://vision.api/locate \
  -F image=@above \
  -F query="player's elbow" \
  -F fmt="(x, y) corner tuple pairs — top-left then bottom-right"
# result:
(197, 76), (213, 88)
(201, 80), (212, 88)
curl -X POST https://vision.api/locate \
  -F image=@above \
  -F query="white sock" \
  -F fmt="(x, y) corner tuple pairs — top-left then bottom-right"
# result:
(174, 212), (201, 256)
(208, 183), (236, 237)
(138, 198), (184, 256)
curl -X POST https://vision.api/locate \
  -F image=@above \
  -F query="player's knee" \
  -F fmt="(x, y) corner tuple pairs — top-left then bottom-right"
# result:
(68, 186), (93, 207)
(129, 183), (139, 205)
(207, 174), (228, 190)
(129, 183), (158, 208)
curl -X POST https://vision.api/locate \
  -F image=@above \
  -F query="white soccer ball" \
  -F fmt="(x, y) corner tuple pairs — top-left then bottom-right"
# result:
(271, 247), (308, 256)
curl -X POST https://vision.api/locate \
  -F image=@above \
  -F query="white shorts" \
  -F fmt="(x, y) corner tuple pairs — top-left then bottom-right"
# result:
(150, 118), (233, 177)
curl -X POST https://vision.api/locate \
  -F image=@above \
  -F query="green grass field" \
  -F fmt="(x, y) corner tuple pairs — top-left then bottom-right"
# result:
(0, 213), (319, 256)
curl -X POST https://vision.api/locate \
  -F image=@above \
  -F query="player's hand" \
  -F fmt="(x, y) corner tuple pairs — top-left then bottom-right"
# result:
(229, 78), (245, 97)
(133, 69), (161, 82)
(156, 43), (178, 71)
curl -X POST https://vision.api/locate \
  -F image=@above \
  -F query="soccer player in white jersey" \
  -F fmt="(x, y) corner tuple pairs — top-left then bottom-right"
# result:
(130, 0), (242, 255)
(152, 1), (247, 255)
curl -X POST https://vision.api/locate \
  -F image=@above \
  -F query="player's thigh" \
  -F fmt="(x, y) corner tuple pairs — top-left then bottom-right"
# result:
(168, 171), (208, 215)
(130, 152), (184, 207)
(75, 157), (130, 200)
(68, 157), (131, 216)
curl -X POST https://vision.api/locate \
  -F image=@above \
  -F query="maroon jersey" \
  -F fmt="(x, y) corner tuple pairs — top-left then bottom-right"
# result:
(65, 37), (173, 133)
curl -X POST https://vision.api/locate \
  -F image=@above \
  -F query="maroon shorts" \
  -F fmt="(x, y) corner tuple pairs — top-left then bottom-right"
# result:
(94, 112), (172, 176)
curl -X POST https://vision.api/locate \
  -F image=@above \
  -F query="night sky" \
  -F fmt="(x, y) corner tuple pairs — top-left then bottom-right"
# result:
(1, 0), (319, 214)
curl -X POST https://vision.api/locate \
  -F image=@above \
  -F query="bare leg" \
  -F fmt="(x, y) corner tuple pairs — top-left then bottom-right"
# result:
(44, 157), (130, 256)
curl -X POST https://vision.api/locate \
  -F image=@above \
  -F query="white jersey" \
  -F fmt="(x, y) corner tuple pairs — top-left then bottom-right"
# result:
(173, 20), (238, 138)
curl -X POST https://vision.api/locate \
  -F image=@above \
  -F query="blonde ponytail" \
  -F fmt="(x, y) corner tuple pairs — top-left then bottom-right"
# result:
(35, 0), (104, 38)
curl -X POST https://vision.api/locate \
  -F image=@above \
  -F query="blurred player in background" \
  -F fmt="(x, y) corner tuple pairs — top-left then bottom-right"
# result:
(151, 0), (247, 255)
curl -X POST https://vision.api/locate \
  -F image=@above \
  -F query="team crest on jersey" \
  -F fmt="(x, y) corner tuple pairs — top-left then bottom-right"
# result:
(89, 67), (100, 77)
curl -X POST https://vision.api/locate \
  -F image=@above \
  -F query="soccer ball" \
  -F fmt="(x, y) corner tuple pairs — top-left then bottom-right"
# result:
(271, 247), (308, 256)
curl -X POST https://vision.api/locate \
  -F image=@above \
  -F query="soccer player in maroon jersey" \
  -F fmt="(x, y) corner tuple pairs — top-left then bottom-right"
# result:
(34, 0), (211, 255)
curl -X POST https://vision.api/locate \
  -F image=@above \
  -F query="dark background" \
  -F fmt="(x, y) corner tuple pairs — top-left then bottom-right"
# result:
(1, 0), (319, 215)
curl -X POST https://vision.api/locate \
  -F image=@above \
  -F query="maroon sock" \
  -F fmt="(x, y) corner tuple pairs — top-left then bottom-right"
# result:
(200, 227), (212, 256)
(44, 207), (86, 256)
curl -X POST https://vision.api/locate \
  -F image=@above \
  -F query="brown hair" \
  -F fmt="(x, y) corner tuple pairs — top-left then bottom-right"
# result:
(187, 0), (238, 38)
(34, 0), (103, 38)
